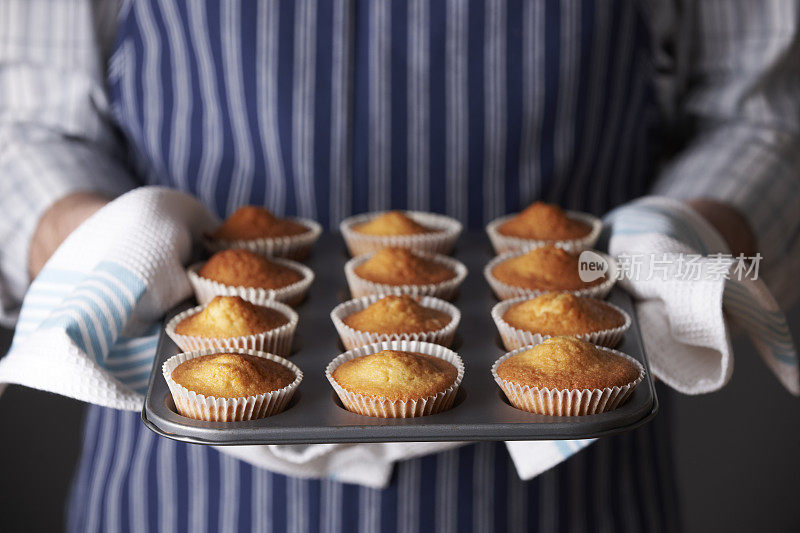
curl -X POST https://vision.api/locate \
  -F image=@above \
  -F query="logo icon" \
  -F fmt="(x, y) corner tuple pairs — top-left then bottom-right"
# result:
(578, 250), (608, 282)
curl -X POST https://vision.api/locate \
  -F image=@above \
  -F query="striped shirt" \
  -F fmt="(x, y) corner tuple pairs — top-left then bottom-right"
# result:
(1, 1), (798, 531)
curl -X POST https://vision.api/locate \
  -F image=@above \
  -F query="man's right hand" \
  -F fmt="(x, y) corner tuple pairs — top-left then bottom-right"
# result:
(28, 192), (110, 279)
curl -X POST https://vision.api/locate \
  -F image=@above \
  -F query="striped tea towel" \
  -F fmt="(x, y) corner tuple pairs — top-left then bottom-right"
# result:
(604, 196), (799, 395)
(505, 196), (800, 479)
(0, 188), (503, 487)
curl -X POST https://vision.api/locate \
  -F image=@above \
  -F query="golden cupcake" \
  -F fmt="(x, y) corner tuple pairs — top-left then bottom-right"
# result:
(492, 245), (599, 291)
(486, 201), (601, 254)
(353, 211), (435, 236)
(200, 249), (302, 289)
(505, 293), (624, 335)
(164, 349), (302, 421)
(493, 293), (629, 349)
(332, 295), (459, 349)
(498, 202), (591, 240)
(166, 296), (298, 355)
(173, 353), (296, 398)
(327, 341), (464, 418)
(493, 336), (643, 415)
(344, 295), (450, 334)
(334, 350), (456, 400)
(345, 248), (466, 300)
(189, 248), (314, 307)
(340, 210), (462, 256)
(354, 248), (455, 285)
(486, 245), (615, 300)
(176, 296), (289, 338)
(211, 206), (310, 240)
(206, 206), (321, 260)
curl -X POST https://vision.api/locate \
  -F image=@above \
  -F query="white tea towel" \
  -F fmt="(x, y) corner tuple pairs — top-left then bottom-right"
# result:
(0, 187), (463, 488)
(604, 196), (799, 395)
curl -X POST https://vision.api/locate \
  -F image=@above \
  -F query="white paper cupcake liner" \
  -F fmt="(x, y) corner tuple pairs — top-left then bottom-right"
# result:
(165, 299), (299, 357)
(490, 295), (631, 350)
(187, 257), (315, 307)
(326, 340), (465, 418)
(483, 249), (617, 301)
(163, 347), (302, 422)
(491, 342), (645, 416)
(344, 251), (467, 301)
(330, 294), (461, 350)
(340, 211), (462, 256)
(485, 211), (602, 254)
(204, 218), (322, 260)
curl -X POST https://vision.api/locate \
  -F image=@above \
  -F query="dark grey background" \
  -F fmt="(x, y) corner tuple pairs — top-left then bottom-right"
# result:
(1, 310), (799, 532)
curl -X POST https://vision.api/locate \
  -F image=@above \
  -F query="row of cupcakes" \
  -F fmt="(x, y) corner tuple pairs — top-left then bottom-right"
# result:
(164, 289), (638, 421)
(168, 206), (317, 421)
(480, 202), (640, 415)
(193, 204), (613, 306)
(186, 240), (619, 310)
(163, 333), (642, 422)
(338, 201), (602, 257)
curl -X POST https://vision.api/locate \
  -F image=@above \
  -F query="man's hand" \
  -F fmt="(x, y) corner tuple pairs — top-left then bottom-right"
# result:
(28, 192), (110, 279)
(688, 199), (756, 257)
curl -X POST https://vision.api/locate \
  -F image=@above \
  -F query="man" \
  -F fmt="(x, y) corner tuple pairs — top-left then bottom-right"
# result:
(1, 1), (798, 531)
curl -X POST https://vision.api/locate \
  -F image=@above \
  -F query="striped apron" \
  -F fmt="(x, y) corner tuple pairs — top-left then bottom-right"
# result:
(68, 1), (676, 531)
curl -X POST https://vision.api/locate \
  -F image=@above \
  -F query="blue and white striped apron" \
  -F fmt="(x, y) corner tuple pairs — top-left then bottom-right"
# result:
(68, 1), (676, 531)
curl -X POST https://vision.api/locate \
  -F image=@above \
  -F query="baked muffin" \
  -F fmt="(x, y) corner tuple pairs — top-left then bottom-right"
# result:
(189, 249), (314, 306)
(504, 293), (624, 336)
(354, 248), (455, 285)
(493, 293), (629, 349)
(166, 296), (298, 355)
(334, 350), (456, 401)
(327, 341), (464, 417)
(344, 295), (450, 334)
(164, 349), (302, 421)
(486, 201), (601, 254)
(492, 245), (599, 291)
(340, 210), (462, 256)
(346, 248), (466, 300)
(332, 295), (459, 349)
(211, 206), (310, 240)
(200, 249), (302, 289)
(493, 336), (643, 415)
(172, 353), (296, 398)
(498, 202), (591, 240)
(175, 296), (289, 338)
(353, 211), (435, 236)
(206, 206), (321, 260)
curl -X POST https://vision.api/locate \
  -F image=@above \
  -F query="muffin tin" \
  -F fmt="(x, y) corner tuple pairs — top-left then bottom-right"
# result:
(142, 233), (658, 445)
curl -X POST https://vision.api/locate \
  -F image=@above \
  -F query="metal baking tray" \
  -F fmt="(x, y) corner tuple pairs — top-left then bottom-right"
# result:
(142, 233), (658, 445)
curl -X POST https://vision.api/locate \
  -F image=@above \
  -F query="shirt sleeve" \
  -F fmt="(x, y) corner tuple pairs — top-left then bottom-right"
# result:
(648, 0), (800, 308)
(0, 0), (137, 325)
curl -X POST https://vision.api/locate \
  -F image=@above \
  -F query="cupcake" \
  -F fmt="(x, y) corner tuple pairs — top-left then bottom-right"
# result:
(484, 245), (616, 300)
(206, 205), (321, 260)
(163, 348), (302, 421)
(340, 210), (462, 256)
(188, 248), (314, 306)
(492, 293), (630, 350)
(165, 295), (298, 356)
(331, 294), (460, 350)
(345, 247), (467, 300)
(326, 340), (464, 418)
(492, 336), (644, 416)
(486, 201), (601, 254)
